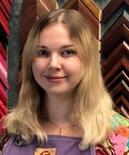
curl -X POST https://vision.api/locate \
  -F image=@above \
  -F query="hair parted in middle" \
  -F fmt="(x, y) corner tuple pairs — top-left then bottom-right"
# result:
(4, 9), (113, 148)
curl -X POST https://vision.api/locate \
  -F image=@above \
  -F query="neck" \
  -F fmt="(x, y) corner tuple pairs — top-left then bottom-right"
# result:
(44, 93), (74, 124)
(40, 93), (82, 137)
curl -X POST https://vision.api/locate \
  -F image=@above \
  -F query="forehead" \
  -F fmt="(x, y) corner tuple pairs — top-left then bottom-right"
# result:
(38, 23), (73, 48)
(40, 23), (69, 38)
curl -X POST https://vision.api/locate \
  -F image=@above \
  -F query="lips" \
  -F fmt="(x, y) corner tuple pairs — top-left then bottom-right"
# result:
(44, 75), (67, 82)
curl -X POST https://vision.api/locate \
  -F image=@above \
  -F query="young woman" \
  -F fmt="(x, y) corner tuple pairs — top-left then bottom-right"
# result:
(1, 9), (129, 155)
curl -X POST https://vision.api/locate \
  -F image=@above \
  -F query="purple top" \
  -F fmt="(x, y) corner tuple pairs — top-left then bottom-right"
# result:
(2, 135), (95, 155)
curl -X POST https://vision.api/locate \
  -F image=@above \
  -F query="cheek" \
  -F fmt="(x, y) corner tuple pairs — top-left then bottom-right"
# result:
(32, 63), (39, 75)
(32, 65), (39, 82)
(32, 62), (44, 79)
(31, 63), (45, 87)
(32, 59), (47, 74)
(66, 59), (82, 74)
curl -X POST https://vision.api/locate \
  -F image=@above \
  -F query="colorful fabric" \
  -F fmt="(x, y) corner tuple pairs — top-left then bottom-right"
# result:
(1, 135), (95, 155)
(1, 113), (129, 155)
(96, 113), (129, 155)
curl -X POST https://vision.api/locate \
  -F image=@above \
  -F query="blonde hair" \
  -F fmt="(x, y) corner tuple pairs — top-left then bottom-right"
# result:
(4, 9), (113, 147)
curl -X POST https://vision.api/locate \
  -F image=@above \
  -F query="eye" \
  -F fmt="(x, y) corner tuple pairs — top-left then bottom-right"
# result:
(36, 49), (50, 57)
(61, 49), (76, 57)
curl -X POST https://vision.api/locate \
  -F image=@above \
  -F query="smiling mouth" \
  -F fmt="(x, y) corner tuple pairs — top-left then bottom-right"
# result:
(44, 75), (67, 82)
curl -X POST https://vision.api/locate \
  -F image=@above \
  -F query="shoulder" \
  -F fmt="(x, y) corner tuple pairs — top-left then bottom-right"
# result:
(1, 135), (35, 155)
(96, 112), (129, 155)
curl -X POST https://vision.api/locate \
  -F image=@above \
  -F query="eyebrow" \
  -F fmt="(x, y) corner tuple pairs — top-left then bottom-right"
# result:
(37, 44), (75, 49)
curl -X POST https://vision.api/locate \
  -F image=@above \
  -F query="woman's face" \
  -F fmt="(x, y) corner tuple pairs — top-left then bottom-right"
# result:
(32, 23), (82, 96)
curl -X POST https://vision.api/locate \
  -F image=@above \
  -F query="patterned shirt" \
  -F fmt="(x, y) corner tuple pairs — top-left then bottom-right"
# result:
(96, 113), (129, 155)
(1, 113), (129, 155)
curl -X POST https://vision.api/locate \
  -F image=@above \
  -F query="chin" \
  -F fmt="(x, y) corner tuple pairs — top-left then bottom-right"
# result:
(45, 88), (73, 96)
(47, 90), (67, 95)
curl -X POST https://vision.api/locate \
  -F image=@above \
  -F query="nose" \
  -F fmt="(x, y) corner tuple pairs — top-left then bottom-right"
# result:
(48, 54), (61, 70)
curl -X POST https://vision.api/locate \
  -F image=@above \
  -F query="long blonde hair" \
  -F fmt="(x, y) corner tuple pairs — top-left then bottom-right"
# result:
(4, 9), (113, 147)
